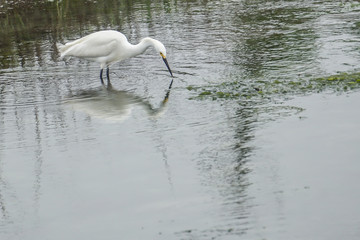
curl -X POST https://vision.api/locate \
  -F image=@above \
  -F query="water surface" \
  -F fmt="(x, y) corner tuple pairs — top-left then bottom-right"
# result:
(0, 1), (360, 239)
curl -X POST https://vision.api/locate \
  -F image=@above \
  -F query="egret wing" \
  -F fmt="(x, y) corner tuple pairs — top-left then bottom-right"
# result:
(62, 37), (117, 59)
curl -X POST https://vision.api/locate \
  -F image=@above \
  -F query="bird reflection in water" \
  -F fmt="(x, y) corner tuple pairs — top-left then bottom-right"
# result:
(65, 81), (173, 121)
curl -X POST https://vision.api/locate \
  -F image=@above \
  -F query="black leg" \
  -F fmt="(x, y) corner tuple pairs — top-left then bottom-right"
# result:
(106, 67), (110, 84)
(100, 69), (104, 84)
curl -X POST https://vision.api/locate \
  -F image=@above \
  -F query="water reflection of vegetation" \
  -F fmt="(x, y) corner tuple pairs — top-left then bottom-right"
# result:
(0, 0), (169, 68)
(232, 2), (320, 80)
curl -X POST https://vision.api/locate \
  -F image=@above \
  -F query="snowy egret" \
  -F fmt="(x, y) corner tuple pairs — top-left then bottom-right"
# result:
(58, 30), (173, 84)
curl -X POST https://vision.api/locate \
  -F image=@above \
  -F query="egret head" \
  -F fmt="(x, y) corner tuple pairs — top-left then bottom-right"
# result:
(151, 39), (173, 77)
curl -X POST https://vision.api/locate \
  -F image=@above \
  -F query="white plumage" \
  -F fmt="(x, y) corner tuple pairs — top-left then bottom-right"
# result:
(58, 30), (173, 84)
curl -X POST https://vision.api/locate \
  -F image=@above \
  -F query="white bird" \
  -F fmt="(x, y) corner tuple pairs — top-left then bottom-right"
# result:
(58, 30), (173, 84)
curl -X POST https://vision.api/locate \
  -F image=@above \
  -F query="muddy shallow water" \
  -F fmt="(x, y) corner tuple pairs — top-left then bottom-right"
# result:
(0, 1), (360, 239)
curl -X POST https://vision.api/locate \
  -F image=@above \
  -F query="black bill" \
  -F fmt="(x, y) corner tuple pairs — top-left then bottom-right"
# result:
(162, 57), (173, 77)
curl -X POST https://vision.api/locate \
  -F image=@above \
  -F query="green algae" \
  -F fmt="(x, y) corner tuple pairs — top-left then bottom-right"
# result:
(188, 72), (360, 100)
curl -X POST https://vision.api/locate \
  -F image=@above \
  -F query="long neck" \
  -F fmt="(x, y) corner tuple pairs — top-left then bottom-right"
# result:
(128, 37), (154, 58)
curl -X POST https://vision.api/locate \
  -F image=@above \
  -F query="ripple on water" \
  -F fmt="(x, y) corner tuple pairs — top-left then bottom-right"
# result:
(1, 1), (360, 239)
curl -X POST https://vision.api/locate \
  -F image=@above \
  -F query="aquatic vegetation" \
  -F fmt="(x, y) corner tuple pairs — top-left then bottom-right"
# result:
(187, 72), (360, 101)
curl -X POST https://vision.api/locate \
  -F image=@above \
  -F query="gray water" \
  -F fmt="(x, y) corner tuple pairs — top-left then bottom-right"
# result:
(1, 1), (360, 239)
